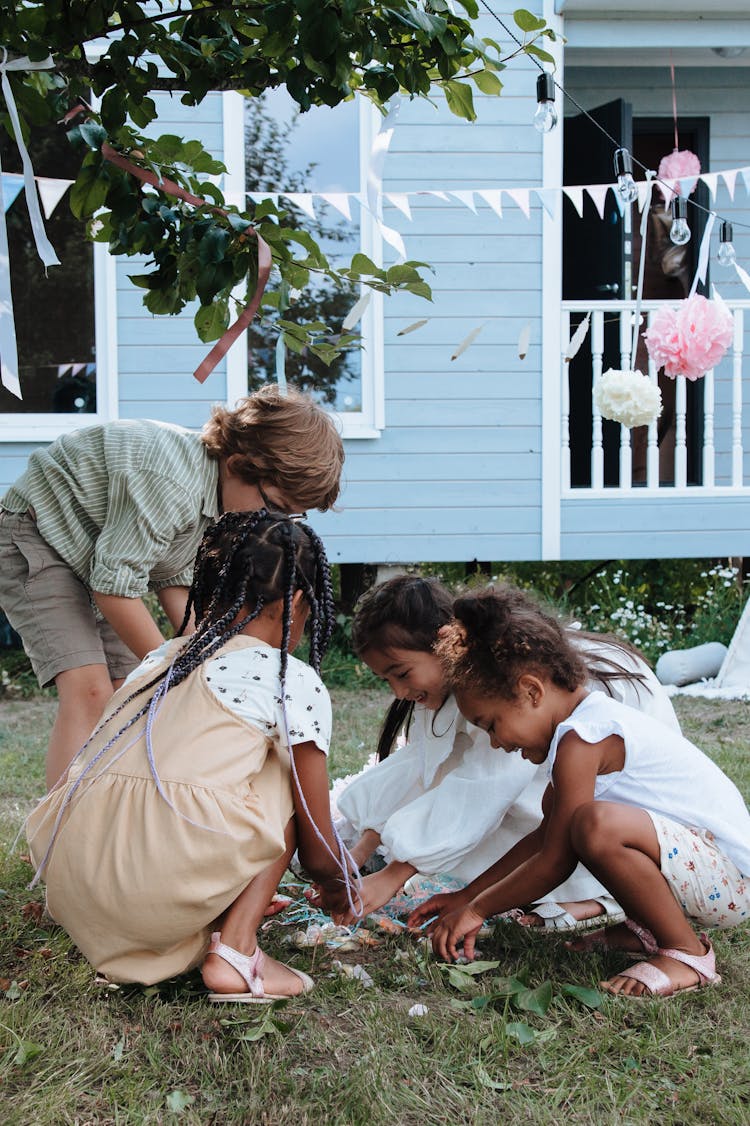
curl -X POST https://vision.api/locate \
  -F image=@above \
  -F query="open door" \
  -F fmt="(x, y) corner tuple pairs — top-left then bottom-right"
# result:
(563, 99), (633, 486)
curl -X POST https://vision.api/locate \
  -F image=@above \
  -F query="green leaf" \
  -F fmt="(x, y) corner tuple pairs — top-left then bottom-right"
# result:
(443, 80), (476, 122)
(112, 1036), (125, 1062)
(472, 70), (503, 96)
(13, 1040), (44, 1067)
(475, 1065), (513, 1091)
(79, 122), (108, 151)
(525, 43), (556, 65)
(349, 252), (379, 277)
(513, 9), (547, 33)
(194, 299), (230, 342)
(515, 981), (553, 1016)
(560, 984), (605, 1010)
(69, 165), (110, 220)
(165, 1090), (195, 1112)
(505, 1021), (537, 1046)
(448, 959), (501, 976)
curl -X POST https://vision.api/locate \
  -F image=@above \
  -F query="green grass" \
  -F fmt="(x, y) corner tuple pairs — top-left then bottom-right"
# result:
(1, 693), (749, 1125)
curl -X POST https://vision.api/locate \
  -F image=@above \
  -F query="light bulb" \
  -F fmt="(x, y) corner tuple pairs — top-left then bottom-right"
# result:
(613, 148), (639, 204)
(718, 241), (737, 267)
(718, 220), (736, 267)
(534, 72), (557, 134)
(533, 100), (558, 134)
(669, 197), (691, 246)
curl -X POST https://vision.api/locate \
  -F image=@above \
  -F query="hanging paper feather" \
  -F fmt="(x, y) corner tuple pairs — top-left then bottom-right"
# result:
(517, 322), (531, 360)
(397, 318), (429, 336)
(342, 290), (372, 332)
(451, 325), (483, 361)
(564, 312), (591, 362)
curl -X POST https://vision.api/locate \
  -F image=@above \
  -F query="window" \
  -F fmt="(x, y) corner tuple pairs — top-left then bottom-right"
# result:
(243, 91), (383, 438)
(0, 123), (115, 441)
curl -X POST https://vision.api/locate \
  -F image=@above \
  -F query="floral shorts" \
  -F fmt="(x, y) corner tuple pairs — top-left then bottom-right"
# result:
(647, 810), (750, 928)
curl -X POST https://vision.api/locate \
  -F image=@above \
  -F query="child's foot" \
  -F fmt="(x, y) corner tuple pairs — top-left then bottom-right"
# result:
(513, 895), (624, 933)
(566, 918), (657, 954)
(600, 936), (721, 998)
(202, 946), (309, 998)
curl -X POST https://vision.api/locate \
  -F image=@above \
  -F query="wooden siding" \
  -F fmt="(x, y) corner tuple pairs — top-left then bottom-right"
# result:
(320, 9), (548, 563)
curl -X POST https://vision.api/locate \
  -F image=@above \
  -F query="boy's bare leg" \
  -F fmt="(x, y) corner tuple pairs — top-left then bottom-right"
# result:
(47, 665), (115, 790)
(202, 821), (307, 997)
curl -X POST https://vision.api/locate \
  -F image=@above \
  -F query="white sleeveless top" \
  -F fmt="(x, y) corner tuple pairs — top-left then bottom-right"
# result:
(548, 692), (750, 877)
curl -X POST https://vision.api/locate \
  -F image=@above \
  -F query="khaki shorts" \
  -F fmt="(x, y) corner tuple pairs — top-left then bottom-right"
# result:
(647, 809), (750, 929)
(0, 510), (138, 687)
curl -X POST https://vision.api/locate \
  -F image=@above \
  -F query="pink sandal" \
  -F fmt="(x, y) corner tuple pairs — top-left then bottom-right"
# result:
(567, 916), (658, 954)
(600, 933), (722, 999)
(206, 932), (314, 1004)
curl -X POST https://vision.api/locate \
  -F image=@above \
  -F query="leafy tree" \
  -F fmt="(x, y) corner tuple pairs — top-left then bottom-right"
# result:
(0, 2), (555, 363)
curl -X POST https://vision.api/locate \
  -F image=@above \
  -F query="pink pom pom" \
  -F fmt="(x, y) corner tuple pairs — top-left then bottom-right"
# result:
(645, 295), (733, 381)
(657, 149), (701, 204)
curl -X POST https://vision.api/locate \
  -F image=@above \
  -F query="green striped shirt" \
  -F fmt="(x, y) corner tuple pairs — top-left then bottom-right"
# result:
(2, 420), (220, 598)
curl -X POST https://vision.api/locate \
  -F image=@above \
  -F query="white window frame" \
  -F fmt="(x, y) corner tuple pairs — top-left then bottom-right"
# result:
(225, 91), (384, 438)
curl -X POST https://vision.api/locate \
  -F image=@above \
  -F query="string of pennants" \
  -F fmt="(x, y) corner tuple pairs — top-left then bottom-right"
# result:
(5, 164), (750, 226)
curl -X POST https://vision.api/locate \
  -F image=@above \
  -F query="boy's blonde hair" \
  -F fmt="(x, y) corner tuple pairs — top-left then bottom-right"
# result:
(202, 384), (344, 511)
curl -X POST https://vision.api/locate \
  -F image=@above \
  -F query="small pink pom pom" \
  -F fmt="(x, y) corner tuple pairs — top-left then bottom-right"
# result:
(657, 149), (701, 204)
(645, 295), (733, 381)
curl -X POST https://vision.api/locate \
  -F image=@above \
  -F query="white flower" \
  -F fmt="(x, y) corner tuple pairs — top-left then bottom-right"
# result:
(594, 369), (662, 429)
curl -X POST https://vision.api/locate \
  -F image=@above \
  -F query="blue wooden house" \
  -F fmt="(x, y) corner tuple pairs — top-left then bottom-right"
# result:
(1, 1), (749, 566)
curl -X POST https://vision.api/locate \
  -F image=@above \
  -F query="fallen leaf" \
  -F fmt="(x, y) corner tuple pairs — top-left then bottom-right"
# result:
(451, 325), (483, 360)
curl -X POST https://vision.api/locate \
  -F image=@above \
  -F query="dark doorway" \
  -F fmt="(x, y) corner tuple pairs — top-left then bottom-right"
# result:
(563, 100), (709, 487)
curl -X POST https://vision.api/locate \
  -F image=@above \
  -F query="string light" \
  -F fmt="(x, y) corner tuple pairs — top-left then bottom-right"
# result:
(669, 197), (691, 246)
(533, 73), (557, 134)
(718, 220), (737, 267)
(613, 148), (639, 204)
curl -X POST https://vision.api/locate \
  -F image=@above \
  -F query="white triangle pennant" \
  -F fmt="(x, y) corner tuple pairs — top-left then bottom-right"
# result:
(450, 190), (477, 214)
(379, 221), (407, 260)
(319, 192), (352, 221)
(426, 190), (450, 201)
(562, 185), (584, 218)
(742, 167), (750, 195)
(282, 192), (316, 219)
(385, 192), (412, 220)
(477, 189), (503, 218)
(721, 169), (737, 200)
(37, 177), (72, 219)
(1, 173), (23, 212)
(535, 187), (559, 221)
(249, 191), (279, 208)
(734, 262), (750, 297)
(505, 188), (530, 218)
(586, 184), (609, 220)
(700, 172), (719, 201)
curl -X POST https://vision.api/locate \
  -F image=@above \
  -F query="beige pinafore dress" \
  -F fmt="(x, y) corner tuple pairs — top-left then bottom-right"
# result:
(26, 635), (294, 984)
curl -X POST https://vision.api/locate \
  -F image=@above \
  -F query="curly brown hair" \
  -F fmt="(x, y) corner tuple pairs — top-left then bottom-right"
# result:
(435, 585), (588, 700)
(201, 383), (344, 512)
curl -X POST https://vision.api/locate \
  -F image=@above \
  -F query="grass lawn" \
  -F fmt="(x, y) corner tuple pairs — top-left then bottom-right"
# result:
(1, 690), (749, 1125)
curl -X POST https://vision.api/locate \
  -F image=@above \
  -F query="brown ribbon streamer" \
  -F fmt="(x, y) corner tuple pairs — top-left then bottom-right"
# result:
(101, 141), (271, 383)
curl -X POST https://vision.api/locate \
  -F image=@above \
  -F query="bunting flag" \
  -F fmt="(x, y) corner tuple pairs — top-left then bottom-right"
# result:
(450, 190), (477, 214)
(535, 187), (559, 221)
(319, 192), (352, 220)
(385, 192), (412, 220)
(1, 173), (23, 212)
(505, 188), (530, 218)
(477, 188), (503, 218)
(562, 185), (584, 218)
(37, 177), (73, 219)
(586, 184), (609, 220)
(722, 169), (737, 200)
(283, 192), (316, 219)
(701, 172), (719, 202)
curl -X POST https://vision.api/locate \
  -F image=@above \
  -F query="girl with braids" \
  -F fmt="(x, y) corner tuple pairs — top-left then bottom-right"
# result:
(335, 575), (680, 930)
(26, 511), (358, 1002)
(410, 587), (750, 999)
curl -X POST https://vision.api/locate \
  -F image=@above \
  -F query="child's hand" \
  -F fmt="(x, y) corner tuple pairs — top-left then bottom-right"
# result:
(430, 903), (485, 962)
(407, 889), (469, 932)
(307, 878), (360, 919)
(336, 869), (404, 925)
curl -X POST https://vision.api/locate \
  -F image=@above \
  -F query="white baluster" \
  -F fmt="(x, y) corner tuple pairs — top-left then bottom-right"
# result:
(591, 310), (604, 490)
(561, 309), (571, 491)
(674, 376), (687, 488)
(732, 308), (744, 487)
(619, 307), (631, 372)
(646, 317), (660, 488)
(702, 368), (715, 488)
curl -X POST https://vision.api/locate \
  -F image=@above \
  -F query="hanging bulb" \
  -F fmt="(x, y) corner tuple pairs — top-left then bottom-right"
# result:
(533, 73), (557, 134)
(669, 196), (691, 246)
(718, 220), (737, 267)
(613, 148), (639, 204)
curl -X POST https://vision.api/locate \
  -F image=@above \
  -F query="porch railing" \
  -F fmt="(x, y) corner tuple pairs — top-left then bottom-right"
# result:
(560, 298), (750, 495)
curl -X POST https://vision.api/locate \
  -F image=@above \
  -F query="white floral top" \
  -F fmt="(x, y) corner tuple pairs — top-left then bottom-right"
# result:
(130, 640), (331, 754)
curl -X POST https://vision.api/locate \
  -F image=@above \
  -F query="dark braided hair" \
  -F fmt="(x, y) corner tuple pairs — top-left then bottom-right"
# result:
(31, 510), (336, 881)
(351, 575), (454, 760)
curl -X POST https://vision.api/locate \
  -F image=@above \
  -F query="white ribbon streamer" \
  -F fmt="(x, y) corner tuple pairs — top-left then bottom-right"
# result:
(688, 211), (716, 298)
